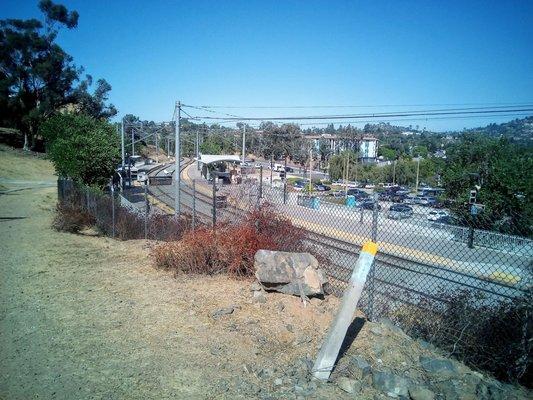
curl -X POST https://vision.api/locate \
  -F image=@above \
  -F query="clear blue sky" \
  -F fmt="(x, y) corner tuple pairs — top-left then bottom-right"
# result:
(2, 0), (532, 131)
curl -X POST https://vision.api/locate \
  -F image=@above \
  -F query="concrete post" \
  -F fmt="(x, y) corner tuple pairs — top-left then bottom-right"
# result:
(312, 241), (378, 381)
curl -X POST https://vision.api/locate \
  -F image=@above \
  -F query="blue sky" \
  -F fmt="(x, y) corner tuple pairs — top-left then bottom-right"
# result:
(2, 0), (532, 131)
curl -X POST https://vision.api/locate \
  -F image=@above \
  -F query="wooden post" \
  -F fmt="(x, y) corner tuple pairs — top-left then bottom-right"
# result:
(312, 241), (378, 381)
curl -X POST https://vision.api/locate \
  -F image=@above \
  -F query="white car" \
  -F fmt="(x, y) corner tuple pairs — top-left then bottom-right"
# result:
(427, 210), (449, 221)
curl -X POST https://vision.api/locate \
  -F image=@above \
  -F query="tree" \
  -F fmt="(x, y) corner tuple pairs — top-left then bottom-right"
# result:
(40, 113), (120, 187)
(0, 1), (116, 150)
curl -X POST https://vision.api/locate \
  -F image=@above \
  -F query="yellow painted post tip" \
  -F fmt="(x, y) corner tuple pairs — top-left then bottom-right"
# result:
(362, 241), (378, 256)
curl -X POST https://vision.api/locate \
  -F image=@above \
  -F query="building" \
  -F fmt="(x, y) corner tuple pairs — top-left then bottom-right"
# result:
(303, 133), (379, 163)
(359, 136), (378, 163)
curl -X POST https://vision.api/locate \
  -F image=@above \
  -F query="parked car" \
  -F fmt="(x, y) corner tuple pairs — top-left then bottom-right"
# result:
(416, 196), (437, 206)
(427, 210), (449, 221)
(432, 215), (460, 226)
(347, 188), (369, 198)
(314, 183), (331, 192)
(403, 195), (418, 205)
(360, 200), (382, 210)
(387, 204), (414, 219)
(328, 190), (345, 198)
(284, 166), (294, 173)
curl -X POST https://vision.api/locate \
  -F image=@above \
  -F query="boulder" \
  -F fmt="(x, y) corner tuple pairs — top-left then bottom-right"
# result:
(254, 250), (328, 296)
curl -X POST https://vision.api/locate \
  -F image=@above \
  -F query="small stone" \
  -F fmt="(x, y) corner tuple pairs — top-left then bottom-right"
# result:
(274, 378), (283, 386)
(377, 317), (405, 335)
(350, 355), (371, 379)
(372, 370), (409, 397)
(370, 325), (383, 335)
(286, 324), (294, 333)
(253, 290), (267, 303)
(258, 368), (274, 379)
(409, 386), (435, 400)
(419, 356), (458, 379)
(293, 335), (312, 345)
(276, 301), (285, 312)
(211, 307), (234, 319)
(250, 282), (262, 291)
(337, 377), (359, 394)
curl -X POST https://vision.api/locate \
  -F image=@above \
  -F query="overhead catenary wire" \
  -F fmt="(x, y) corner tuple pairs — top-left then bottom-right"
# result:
(179, 106), (533, 122)
(182, 101), (533, 110)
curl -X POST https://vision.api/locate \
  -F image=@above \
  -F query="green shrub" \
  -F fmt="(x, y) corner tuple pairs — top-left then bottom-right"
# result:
(40, 113), (120, 188)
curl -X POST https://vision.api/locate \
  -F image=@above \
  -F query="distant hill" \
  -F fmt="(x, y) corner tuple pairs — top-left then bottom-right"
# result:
(462, 116), (533, 145)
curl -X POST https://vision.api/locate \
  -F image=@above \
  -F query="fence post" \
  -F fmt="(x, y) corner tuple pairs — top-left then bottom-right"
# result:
(212, 175), (217, 227)
(368, 192), (380, 321)
(359, 201), (364, 223)
(110, 179), (115, 239)
(259, 166), (263, 199)
(144, 183), (148, 240)
(283, 180), (287, 204)
(192, 179), (196, 229)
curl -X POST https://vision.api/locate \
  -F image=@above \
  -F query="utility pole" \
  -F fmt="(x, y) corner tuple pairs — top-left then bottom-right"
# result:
(120, 120), (125, 168)
(344, 152), (349, 198)
(155, 131), (159, 163)
(196, 130), (200, 171)
(270, 154), (273, 186)
(309, 148), (313, 193)
(242, 125), (246, 164)
(167, 137), (170, 158)
(174, 101), (181, 215)
(415, 157), (420, 193)
(392, 159), (396, 185)
(131, 125), (135, 157)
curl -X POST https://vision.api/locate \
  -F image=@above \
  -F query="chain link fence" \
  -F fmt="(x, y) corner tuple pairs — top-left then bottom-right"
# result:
(57, 178), (190, 241)
(156, 163), (532, 384)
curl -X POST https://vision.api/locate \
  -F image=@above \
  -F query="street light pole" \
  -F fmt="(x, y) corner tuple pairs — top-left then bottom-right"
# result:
(120, 119), (125, 168)
(174, 101), (181, 215)
(242, 125), (246, 164)
(415, 157), (420, 193)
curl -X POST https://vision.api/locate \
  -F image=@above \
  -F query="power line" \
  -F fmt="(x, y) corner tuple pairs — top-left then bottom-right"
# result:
(183, 101), (533, 110)
(181, 106), (533, 122)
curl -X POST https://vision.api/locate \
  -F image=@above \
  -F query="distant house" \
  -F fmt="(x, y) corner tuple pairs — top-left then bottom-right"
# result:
(434, 149), (447, 159)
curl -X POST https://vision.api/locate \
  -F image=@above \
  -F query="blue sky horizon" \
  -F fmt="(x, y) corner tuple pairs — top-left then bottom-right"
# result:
(2, 0), (532, 131)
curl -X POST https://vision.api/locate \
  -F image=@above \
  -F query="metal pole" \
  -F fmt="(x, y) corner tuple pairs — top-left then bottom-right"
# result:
(120, 121), (125, 168)
(392, 159), (396, 185)
(131, 125), (135, 157)
(371, 192), (379, 241)
(259, 166), (263, 199)
(192, 179), (196, 229)
(368, 192), (380, 321)
(144, 183), (149, 240)
(270, 154), (273, 187)
(283, 180), (287, 205)
(167, 137), (170, 158)
(110, 179), (115, 238)
(415, 157), (420, 193)
(174, 101), (181, 215)
(212, 174), (217, 227)
(155, 132), (159, 163)
(242, 125), (246, 164)
(196, 130), (200, 171)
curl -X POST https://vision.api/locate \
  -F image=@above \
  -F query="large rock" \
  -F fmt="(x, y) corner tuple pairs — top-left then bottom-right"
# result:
(254, 250), (328, 296)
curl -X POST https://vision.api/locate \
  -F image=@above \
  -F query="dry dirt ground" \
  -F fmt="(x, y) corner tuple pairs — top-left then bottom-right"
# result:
(0, 146), (342, 399)
(0, 145), (529, 400)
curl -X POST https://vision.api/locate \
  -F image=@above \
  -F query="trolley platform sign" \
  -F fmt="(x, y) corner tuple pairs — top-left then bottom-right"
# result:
(149, 176), (173, 186)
